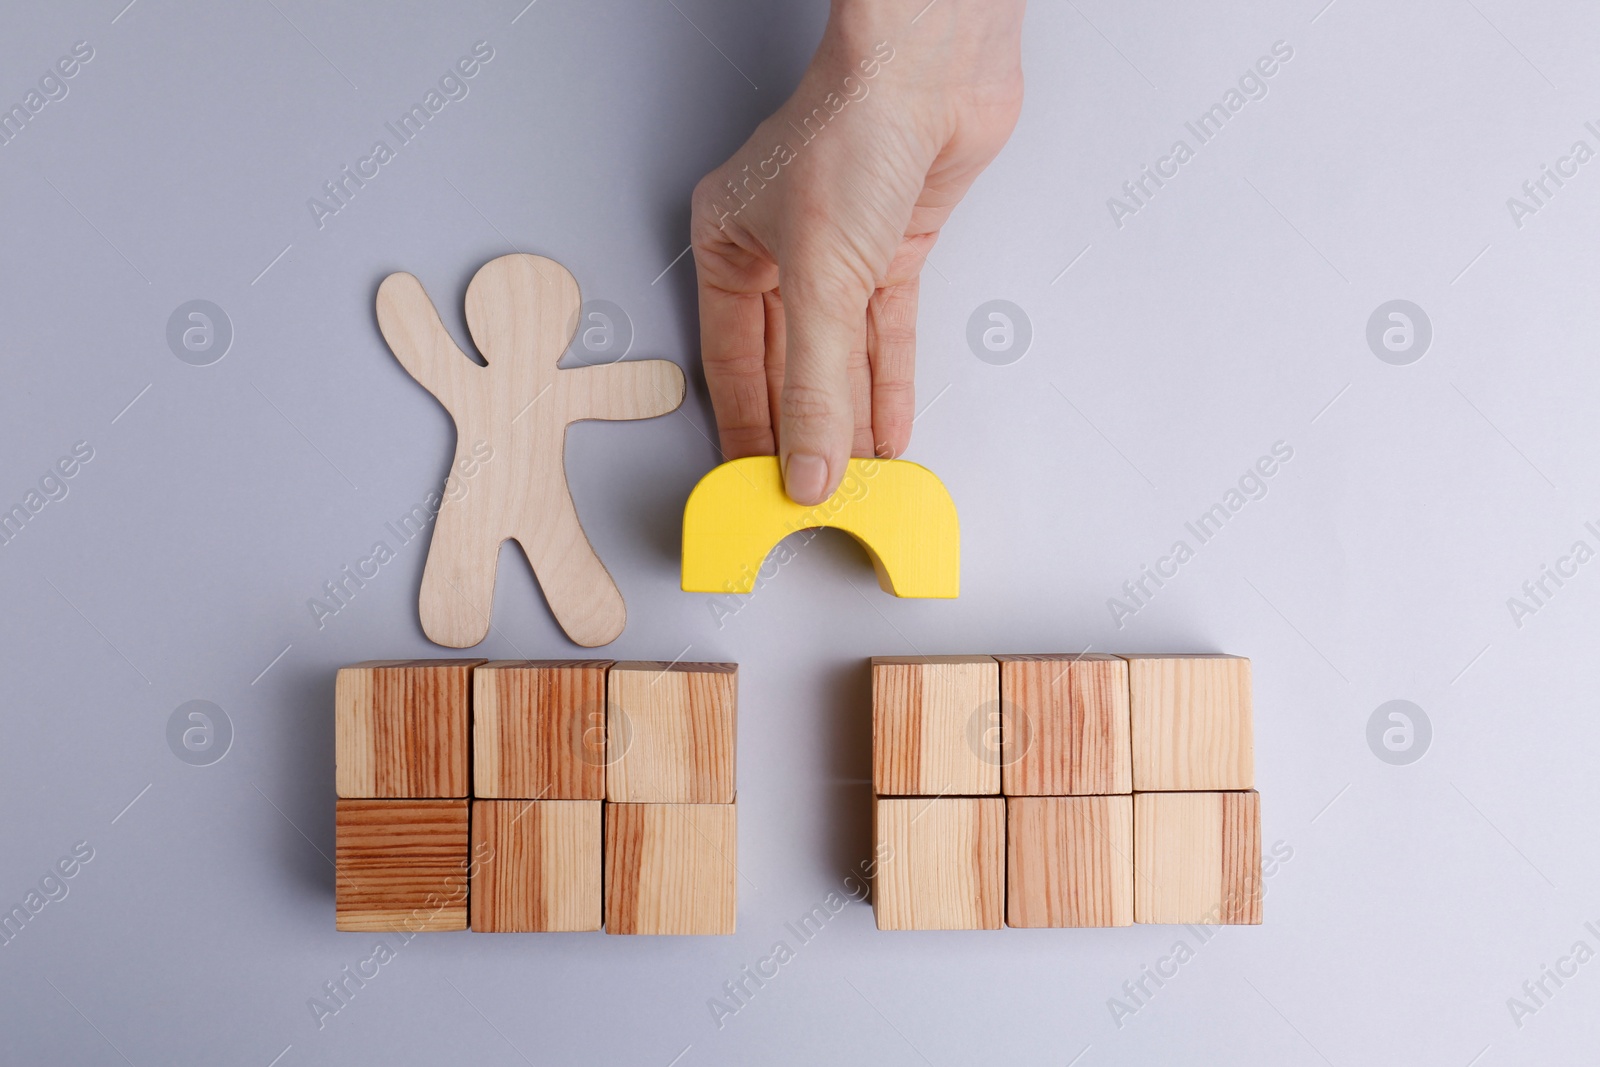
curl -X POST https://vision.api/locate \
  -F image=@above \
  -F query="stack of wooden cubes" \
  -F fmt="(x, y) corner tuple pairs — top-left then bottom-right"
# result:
(1125, 655), (1259, 926)
(870, 653), (1260, 930)
(471, 660), (608, 933)
(872, 656), (1006, 930)
(602, 661), (738, 935)
(334, 659), (737, 935)
(334, 659), (479, 933)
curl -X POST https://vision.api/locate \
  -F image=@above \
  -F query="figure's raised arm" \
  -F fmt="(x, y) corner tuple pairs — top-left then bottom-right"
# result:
(563, 360), (687, 423)
(376, 272), (482, 411)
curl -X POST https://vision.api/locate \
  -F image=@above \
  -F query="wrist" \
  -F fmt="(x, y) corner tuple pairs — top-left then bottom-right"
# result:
(829, 0), (1025, 54)
(824, 0), (1025, 91)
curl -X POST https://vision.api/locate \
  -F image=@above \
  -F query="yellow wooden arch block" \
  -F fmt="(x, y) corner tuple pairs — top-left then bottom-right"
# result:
(681, 457), (959, 598)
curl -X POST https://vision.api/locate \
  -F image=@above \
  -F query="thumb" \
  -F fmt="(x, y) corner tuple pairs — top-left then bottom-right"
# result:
(777, 247), (870, 506)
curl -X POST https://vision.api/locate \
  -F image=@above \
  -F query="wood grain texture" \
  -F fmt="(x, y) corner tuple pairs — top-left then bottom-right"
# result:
(376, 254), (686, 649)
(1124, 654), (1253, 791)
(680, 456), (960, 597)
(604, 803), (737, 935)
(1217, 791), (1262, 924)
(473, 660), (609, 800)
(998, 654), (1131, 796)
(335, 799), (470, 931)
(470, 800), (602, 932)
(1133, 790), (1261, 925)
(872, 656), (999, 796)
(872, 797), (1004, 930)
(605, 662), (736, 804)
(1006, 795), (1133, 928)
(335, 660), (480, 798)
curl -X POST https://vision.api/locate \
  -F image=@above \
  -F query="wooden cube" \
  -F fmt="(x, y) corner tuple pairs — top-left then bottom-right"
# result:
(604, 803), (737, 935)
(1007, 795), (1133, 928)
(470, 800), (602, 932)
(1124, 654), (1252, 791)
(873, 656), (999, 796)
(335, 799), (470, 931)
(335, 660), (481, 798)
(473, 661), (608, 800)
(998, 654), (1131, 796)
(872, 797), (1004, 930)
(605, 662), (736, 804)
(1133, 791), (1261, 925)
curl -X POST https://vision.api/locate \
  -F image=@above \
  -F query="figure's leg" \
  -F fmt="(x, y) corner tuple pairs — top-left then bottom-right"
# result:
(417, 494), (502, 648)
(515, 485), (626, 648)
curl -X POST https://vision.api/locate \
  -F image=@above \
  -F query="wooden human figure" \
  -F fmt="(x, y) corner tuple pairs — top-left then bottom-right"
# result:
(376, 254), (684, 648)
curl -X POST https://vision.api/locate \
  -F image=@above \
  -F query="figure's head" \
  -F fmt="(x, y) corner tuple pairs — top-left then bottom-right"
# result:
(464, 253), (581, 368)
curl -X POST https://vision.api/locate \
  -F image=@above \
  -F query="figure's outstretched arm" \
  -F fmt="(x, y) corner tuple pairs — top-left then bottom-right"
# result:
(563, 360), (686, 422)
(376, 272), (482, 411)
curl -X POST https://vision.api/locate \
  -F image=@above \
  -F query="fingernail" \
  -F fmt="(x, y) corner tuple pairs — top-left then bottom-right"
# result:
(783, 453), (829, 505)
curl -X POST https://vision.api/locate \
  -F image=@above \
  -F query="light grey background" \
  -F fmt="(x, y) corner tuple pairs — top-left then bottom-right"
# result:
(1, 0), (1595, 1063)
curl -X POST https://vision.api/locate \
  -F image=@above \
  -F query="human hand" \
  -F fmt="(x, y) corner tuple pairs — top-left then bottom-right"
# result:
(690, 0), (1026, 504)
